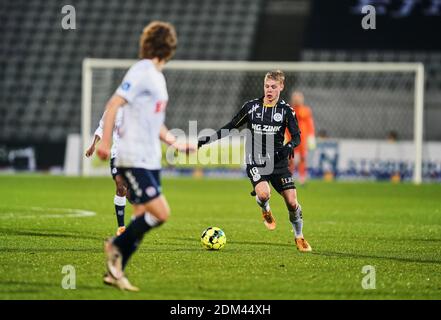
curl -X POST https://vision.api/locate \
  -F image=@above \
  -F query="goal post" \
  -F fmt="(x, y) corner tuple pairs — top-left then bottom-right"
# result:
(81, 58), (425, 184)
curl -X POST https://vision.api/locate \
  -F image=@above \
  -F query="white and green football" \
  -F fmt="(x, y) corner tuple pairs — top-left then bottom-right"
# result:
(201, 227), (226, 250)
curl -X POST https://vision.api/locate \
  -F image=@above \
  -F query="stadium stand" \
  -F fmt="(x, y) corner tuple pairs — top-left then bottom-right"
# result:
(0, 0), (264, 142)
(1, 0), (440, 164)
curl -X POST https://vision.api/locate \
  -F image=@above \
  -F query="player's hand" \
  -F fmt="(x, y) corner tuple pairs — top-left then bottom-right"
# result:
(85, 145), (95, 158)
(174, 142), (197, 154)
(307, 135), (317, 150)
(287, 145), (295, 159)
(96, 143), (110, 161)
(275, 142), (294, 161)
(197, 136), (210, 149)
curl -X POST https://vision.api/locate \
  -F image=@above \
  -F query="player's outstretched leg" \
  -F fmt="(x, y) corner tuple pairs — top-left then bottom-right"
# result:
(255, 181), (276, 230)
(105, 195), (170, 291)
(282, 189), (312, 252)
(114, 175), (127, 236)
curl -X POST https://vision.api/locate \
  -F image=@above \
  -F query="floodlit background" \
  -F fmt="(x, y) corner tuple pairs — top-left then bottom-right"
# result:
(1, 0), (440, 182)
(0, 0), (440, 301)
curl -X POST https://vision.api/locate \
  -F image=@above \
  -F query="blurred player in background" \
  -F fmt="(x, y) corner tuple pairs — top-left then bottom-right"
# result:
(198, 71), (312, 253)
(85, 109), (127, 236)
(97, 21), (195, 291)
(285, 91), (316, 185)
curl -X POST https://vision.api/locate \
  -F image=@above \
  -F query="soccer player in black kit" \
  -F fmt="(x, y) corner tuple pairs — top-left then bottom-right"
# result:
(198, 70), (312, 252)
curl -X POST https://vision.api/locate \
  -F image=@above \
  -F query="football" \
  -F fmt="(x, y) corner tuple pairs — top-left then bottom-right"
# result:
(201, 227), (226, 250)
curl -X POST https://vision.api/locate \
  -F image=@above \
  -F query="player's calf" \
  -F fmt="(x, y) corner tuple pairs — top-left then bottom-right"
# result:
(288, 203), (303, 238)
(111, 196), (170, 270)
(114, 175), (128, 234)
(288, 203), (312, 252)
(254, 182), (271, 212)
(254, 182), (276, 230)
(114, 194), (126, 229)
(113, 211), (164, 269)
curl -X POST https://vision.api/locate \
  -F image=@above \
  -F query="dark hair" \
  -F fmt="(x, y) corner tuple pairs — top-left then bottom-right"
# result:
(139, 21), (177, 61)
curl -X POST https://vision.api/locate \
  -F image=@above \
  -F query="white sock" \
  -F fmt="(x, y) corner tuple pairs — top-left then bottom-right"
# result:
(256, 195), (270, 212)
(289, 204), (303, 238)
(114, 195), (126, 206)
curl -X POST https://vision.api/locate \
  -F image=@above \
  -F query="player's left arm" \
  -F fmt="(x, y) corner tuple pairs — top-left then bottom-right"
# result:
(96, 95), (127, 160)
(160, 124), (196, 154)
(287, 108), (301, 147)
(85, 112), (106, 157)
(276, 108), (301, 160)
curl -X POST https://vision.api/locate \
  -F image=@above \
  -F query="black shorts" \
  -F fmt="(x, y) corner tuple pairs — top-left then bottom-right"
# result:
(118, 168), (161, 204)
(110, 158), (121, 179)
(246, 164), (295, 194)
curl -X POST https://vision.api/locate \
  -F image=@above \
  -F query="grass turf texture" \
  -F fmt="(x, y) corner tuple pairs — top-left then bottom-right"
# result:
(0, 175), (440, 300)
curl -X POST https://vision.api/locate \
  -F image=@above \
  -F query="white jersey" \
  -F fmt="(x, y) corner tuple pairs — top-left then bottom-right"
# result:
(114, 59), (168, 170)
(94, 109), (123, 159)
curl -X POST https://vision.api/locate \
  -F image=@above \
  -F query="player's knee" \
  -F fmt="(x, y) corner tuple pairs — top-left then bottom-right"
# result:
(116, 185), (127, 197)
(160, 210), (170, 222)
(257, 190), (271, 203)
(115, 178), (127, 196)
(156, 205), (171, 222)
(286, 198), (299, 211)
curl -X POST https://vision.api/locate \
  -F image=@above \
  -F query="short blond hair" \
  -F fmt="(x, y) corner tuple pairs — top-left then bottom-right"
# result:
(139, 21), (177, 61)
(265, 70), (285, 84)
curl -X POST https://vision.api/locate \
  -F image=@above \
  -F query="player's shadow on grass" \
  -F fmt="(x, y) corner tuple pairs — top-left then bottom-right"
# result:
(312, 251), (441, 265)
(0, 228), (103, 241)
(169, 237), (293, 248)
(228, 240), (293, 248)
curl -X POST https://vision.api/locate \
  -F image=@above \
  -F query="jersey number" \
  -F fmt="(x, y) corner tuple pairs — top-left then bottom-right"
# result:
(250, 167), (262, 182)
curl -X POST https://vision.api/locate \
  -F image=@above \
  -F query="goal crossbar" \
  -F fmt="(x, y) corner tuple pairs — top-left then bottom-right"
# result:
(82, 58), (425, 184)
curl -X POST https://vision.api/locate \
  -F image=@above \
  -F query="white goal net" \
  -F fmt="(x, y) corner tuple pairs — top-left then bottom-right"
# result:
(82, 59), (426, 183)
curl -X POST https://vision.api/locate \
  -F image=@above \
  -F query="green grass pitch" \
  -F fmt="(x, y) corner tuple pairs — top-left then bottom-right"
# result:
(0, 175), (440, 300)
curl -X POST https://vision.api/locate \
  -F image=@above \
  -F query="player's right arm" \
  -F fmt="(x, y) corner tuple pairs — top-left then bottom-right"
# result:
(198, 103), (249, 148)
(85, 134), (100, 157)
(85, 113), (105, 157)
(96, 95), (127, 160)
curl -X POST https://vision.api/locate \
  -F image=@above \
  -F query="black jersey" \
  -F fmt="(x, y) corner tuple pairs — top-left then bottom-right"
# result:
(210, 97), (301, 174)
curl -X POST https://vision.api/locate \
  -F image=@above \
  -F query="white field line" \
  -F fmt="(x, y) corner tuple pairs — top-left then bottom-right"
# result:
(0, 207), (96, 219)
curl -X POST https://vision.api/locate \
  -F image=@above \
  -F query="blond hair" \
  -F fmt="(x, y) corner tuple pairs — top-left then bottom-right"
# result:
(264, 70), (285, 84)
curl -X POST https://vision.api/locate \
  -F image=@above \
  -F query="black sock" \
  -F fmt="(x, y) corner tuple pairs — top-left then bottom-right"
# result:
(114, 195), (126, 227)
(122, 235), (145, 269)
(113, 214), (155, 269)
(115, 205), (125, 227)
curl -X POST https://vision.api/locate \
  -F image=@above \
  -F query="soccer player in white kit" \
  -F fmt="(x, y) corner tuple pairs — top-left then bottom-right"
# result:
(97, 21), (195, 291)
(85, 109), (128, 236)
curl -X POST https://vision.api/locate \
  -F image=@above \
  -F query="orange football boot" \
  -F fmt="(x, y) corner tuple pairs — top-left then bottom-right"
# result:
(262, 210), (276, 231)
(295, 237), (312, 252)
